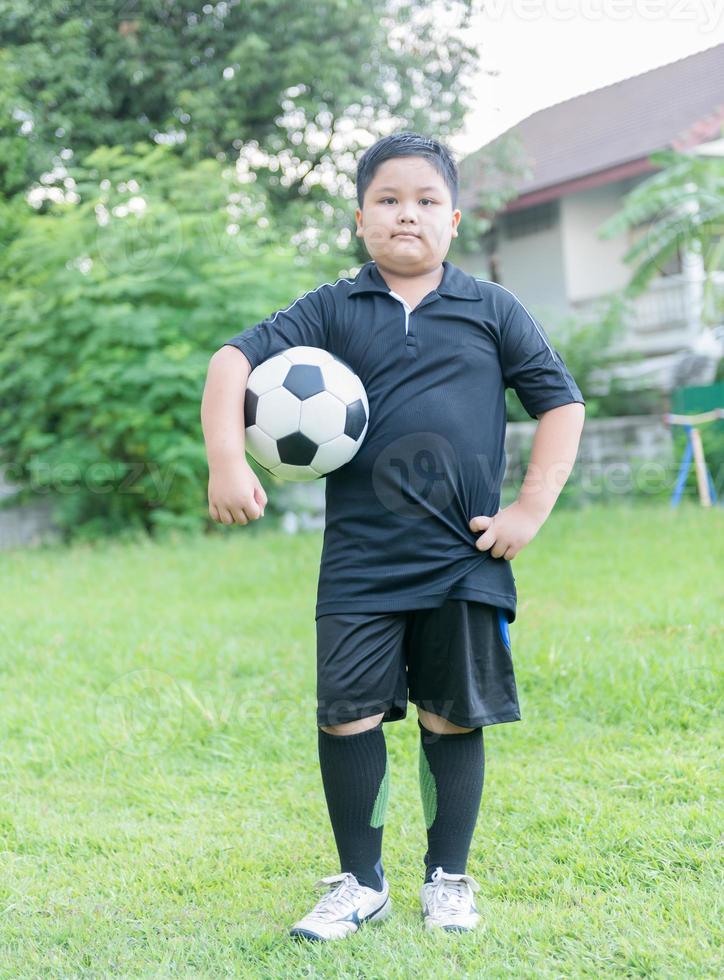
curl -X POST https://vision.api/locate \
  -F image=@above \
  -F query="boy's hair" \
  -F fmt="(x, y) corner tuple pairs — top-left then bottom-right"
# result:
(356, 131), (459, 210)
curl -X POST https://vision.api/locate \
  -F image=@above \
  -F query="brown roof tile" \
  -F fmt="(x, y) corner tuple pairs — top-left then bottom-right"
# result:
(459, 43), (724, 209)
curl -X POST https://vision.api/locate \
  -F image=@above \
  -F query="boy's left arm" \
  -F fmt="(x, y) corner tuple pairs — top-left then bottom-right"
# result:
(469, 402), (585, 560)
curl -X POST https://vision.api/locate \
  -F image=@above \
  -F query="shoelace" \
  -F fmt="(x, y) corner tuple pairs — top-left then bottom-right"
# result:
(310, 874), (367, 921)
(425, 868), (480, 918)
(428, 879), (473, 916)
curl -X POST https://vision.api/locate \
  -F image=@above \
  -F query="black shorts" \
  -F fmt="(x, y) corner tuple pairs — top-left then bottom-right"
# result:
(316, 598), (521, 730)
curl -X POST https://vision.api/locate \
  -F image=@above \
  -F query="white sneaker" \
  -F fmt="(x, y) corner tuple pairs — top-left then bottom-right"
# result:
(420, 866), (482, 932)
(289, 871), (391, 942)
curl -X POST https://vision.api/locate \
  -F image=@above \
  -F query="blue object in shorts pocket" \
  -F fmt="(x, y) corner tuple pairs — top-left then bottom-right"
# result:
(496, 608), (511, 651)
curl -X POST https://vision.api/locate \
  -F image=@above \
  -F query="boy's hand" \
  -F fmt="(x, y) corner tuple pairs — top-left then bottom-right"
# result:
(469, 501), (544, 561)
(208, 459), (268, 525)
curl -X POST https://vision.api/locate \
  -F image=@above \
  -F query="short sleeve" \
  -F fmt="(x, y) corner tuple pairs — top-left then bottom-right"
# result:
(499, 295), (585, 420)
(222, 284), (330, 370)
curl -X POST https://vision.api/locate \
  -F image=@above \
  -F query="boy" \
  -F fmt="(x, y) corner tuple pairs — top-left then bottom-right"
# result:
(200, 132), (585, 940)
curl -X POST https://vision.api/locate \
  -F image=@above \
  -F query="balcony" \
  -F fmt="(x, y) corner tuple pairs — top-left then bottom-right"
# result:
(574, 272), (724, 394)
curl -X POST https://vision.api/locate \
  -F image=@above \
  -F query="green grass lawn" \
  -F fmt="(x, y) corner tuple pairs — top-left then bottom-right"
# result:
(0, 501), (721, 978)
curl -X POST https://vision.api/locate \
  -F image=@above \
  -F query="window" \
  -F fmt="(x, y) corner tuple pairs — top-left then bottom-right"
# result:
(503, 200), (557, 239)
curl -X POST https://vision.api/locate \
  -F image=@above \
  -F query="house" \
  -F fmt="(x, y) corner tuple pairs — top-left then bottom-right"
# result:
(456, 43), (724, 395)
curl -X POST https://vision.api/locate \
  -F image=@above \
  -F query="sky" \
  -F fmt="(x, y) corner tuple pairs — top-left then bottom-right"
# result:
(446, 1), (724, 158)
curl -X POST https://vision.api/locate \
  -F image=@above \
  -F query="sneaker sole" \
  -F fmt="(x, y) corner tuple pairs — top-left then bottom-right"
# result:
(290, 894), (392, 942)
(422, 915), (481, 933)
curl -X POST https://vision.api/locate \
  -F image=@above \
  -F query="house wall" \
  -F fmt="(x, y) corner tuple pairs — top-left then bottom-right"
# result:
(560, 180), (637, 302)
(500, 216), (568, 315)
(456, 176), (649, 313)
(456, 208), (569, 318)
(452, 251), (494, 281)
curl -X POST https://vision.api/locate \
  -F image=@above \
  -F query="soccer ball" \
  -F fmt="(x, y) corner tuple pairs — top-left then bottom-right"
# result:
(244, 346), (369, 481)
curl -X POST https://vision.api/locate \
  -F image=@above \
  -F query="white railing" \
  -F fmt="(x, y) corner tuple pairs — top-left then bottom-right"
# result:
(630, 275), (694, 332)
(574, 272), (724, 394)
(575, 273), (724, 359)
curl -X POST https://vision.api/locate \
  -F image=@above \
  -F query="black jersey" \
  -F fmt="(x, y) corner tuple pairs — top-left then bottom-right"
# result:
(223, 259), (584, 623)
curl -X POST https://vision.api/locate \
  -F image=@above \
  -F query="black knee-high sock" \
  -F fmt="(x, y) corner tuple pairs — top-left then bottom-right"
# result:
(418, 720), (484, 883)
(317, 723), (389, 892)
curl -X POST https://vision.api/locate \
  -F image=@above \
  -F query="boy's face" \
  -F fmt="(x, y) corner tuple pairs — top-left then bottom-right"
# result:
(355, 156), (461, 276)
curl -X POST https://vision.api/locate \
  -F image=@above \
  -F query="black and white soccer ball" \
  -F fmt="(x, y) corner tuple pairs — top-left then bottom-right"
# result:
(244, 346), (369, 481)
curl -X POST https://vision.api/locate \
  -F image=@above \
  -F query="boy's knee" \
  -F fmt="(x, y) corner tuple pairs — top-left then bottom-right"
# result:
(416, 707), (475, 734)
(319, 712), (385, 736)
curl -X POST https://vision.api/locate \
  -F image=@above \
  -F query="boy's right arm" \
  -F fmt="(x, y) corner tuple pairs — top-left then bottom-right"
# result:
(200, 345), (268, 525)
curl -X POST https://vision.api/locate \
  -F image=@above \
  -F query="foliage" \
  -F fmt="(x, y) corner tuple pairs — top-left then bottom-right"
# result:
(0, 48), (31, 197)
(0, 0), (479, 201)
(453, 129), (535, 256)
(0, 143), (349, 541)
(598, 146), (724, 326)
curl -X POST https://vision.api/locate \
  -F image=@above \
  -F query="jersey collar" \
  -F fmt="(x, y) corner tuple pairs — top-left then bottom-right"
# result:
(347, 259), (479, 300)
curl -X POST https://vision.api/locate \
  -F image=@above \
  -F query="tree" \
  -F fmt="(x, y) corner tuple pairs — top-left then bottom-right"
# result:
(598, 145), (724, 328)
(0, 0), (479, 201)
(0, 143), (349, 540)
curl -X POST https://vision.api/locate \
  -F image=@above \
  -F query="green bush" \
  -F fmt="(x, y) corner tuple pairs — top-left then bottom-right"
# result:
(0, 144), (347, 542)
